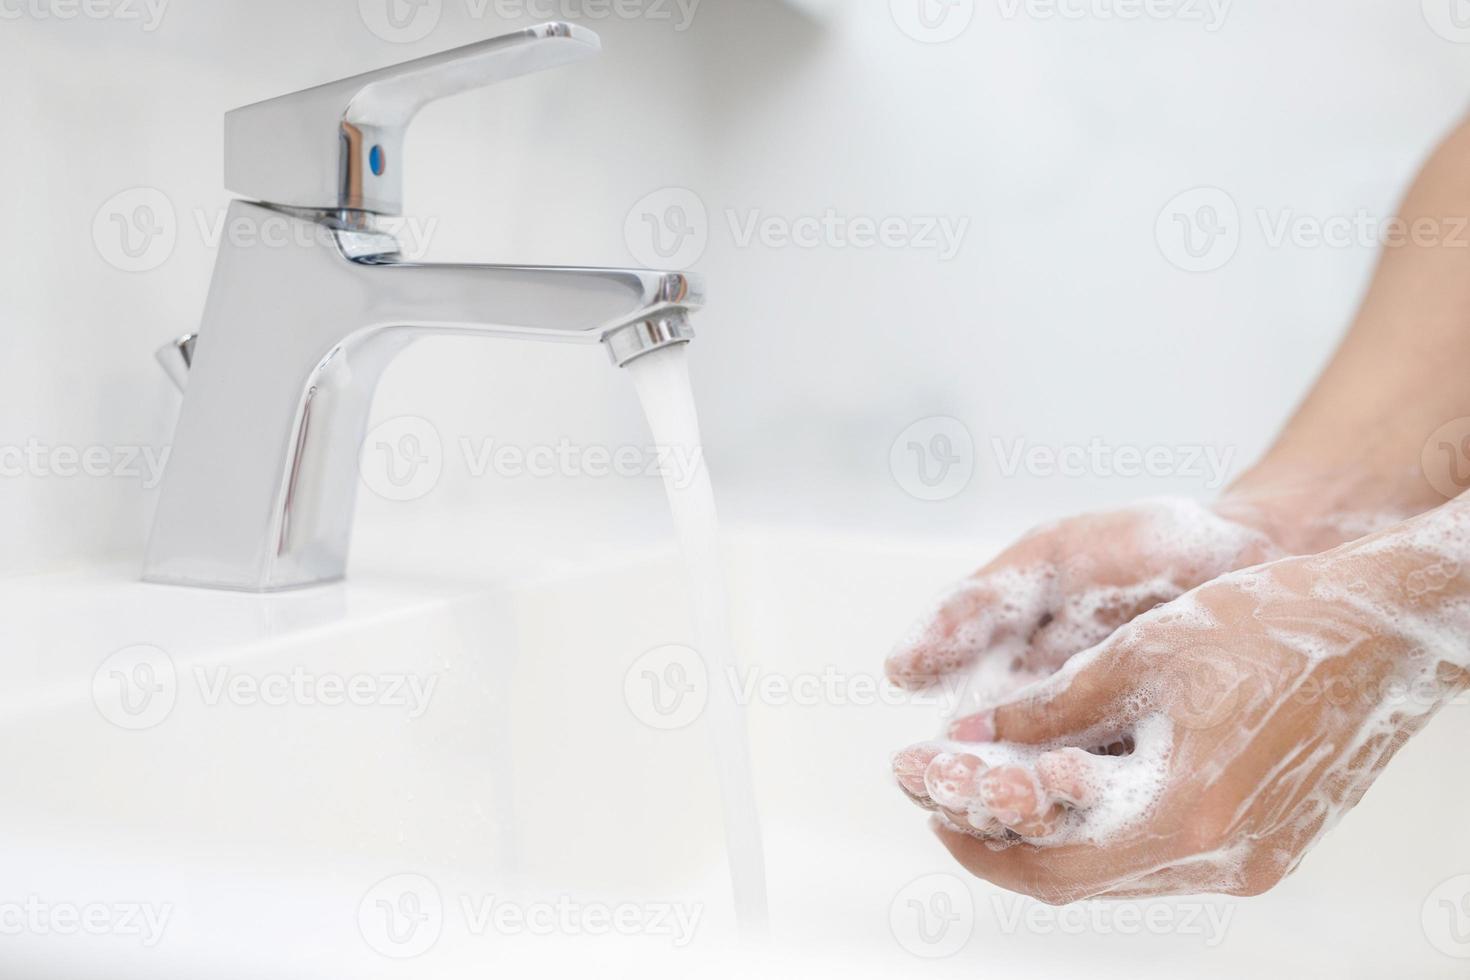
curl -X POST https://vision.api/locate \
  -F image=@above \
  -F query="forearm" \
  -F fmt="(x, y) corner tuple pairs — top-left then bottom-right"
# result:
(1225, 116), (1470, 549)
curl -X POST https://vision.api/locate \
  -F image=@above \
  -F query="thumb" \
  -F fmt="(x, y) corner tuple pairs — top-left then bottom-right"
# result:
(950, 644), (1132, 746)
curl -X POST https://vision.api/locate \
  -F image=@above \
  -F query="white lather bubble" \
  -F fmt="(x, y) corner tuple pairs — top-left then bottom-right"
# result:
(905, 496), (1470, 880)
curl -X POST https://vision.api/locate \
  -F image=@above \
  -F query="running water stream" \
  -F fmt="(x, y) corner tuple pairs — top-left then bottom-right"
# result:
(626, 343), (769, 936)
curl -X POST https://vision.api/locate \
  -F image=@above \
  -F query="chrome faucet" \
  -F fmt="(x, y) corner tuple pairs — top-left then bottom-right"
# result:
(144, 23), (701, 592)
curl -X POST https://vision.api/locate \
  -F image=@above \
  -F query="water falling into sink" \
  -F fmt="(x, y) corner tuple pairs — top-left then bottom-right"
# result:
(627, 344), (769, 937)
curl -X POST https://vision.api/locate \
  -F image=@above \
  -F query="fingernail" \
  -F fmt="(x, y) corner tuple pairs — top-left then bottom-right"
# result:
(893, 745), (939, 796)
(924, 752), (985, 810)
(947, 712), (995, 742)
(977, 770), (1017, 811)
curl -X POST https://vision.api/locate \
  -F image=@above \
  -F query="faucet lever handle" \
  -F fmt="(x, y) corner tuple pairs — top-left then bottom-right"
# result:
(223, 22), (601, 216)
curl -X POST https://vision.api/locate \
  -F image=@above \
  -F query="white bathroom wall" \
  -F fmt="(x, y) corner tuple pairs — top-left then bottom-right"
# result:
(5, 0), (1470, 579)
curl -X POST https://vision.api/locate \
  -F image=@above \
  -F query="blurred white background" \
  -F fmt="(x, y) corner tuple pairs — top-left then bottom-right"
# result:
(3, 0), (1470, 578)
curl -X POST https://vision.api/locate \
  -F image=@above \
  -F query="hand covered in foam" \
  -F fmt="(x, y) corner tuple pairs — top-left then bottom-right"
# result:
(894, 500), (1470, 903)
(885, 498), (1287, 713)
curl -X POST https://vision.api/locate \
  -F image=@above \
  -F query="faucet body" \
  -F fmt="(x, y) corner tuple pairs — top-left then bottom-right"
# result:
(143, 25), (702, 591)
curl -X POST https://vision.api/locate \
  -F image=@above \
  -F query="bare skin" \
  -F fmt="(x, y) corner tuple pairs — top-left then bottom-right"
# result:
(889, 116), (1470, 899)
(903, 503), (1470, 902)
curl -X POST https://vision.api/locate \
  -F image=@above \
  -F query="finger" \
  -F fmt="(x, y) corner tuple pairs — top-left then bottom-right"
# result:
(892, 743), (944, 804)
(1026, 583), (1179, 672)
(986, 644), (1138, 746)
(899, 746), (1011, 835)
(969, 751), (1117, 838)
(885, 558), (1054, 691)
(923, 752), (988, 814)
(977, 765), (1066, 837)
(947, 712), (995, 742)
(1036, 748), (1104, 808)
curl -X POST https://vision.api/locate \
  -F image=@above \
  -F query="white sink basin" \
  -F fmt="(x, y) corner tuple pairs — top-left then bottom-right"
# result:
(0, 527), (1465, 978)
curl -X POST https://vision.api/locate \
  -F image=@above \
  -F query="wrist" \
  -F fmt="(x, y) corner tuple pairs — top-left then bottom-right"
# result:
(1215, 462), (1420, 555)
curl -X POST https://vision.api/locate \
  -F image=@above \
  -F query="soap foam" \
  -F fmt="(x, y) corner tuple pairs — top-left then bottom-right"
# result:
(928, 712), (1176, 848)
(893, 498), (1285, 714)
(915, 497), (1470, 894)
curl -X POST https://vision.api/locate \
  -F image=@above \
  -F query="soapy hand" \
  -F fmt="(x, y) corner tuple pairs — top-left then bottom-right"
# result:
(884, 498), (1291, 715)
(895, 501), (1470, 903)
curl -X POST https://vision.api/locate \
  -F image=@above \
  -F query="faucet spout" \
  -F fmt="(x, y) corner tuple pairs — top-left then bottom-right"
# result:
(144, 201), (703, 591)
(364, 261), (700, 342)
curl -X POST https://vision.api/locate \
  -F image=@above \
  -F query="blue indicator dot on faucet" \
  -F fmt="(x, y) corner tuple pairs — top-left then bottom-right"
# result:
(369, 145), (385, 176)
